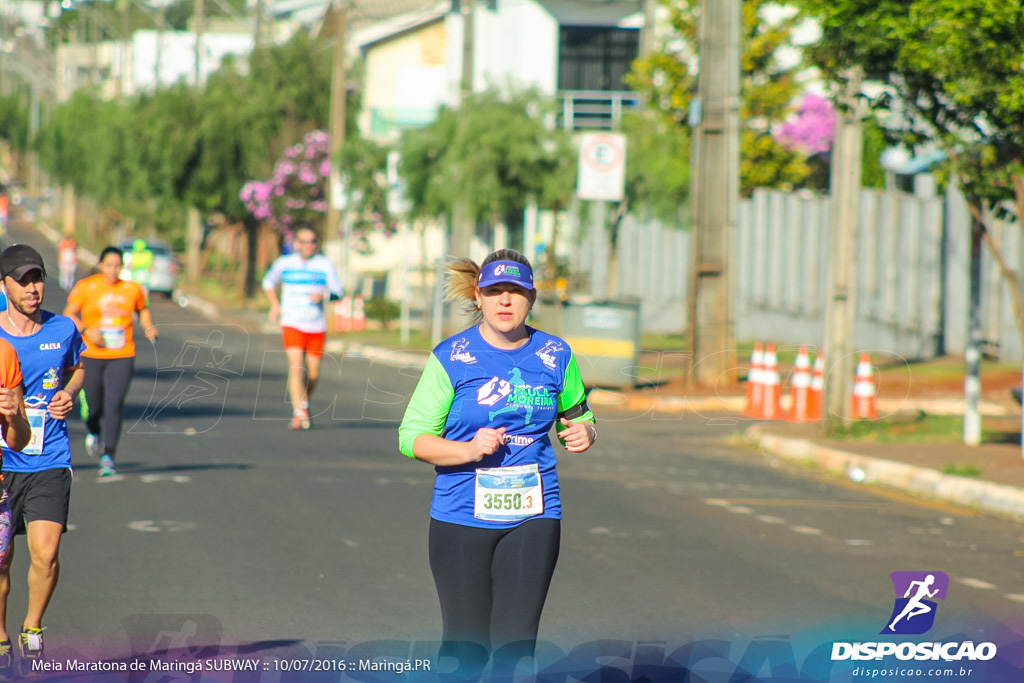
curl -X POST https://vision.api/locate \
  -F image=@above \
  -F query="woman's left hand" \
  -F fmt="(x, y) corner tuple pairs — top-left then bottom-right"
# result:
(557, 418), (596, 453)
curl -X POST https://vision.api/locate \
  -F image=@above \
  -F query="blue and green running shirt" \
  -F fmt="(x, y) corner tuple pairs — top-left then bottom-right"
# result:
(399, 325), (594, 529)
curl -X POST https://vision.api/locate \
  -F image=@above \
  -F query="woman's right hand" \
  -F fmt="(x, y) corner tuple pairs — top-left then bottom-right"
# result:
(466, 427), (506, 462)
(83, 327), (105, 347)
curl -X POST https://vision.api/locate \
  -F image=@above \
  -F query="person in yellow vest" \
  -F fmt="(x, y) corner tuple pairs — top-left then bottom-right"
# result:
(128, 239), (154, 294)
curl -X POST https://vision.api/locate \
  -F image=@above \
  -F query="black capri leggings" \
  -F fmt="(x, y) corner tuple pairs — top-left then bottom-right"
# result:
(82, 355), (136, 458)
(429, 517), (560, 674)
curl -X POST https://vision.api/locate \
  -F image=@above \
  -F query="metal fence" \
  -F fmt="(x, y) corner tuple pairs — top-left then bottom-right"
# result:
(574, 183), (1024, 363)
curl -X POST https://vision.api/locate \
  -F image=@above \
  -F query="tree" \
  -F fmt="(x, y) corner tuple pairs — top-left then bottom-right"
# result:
(627, 0), (812, 198)
(399, 89), (576, 233)
(240, 129), (332, 239)
(795, 0), (1024, 444)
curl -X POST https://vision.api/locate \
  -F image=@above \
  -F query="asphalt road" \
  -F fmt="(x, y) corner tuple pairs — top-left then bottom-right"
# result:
(2, 224), (1023, 681)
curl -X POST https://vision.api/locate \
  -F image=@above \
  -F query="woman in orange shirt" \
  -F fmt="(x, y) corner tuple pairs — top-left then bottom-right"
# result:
(63, 247), (158, 477)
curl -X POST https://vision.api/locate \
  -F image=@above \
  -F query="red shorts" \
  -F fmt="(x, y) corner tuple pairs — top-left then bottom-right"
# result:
(281, 327), (326, 358)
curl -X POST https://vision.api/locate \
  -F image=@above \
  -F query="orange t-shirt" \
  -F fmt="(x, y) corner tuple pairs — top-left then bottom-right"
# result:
(66, 275), (148, 359)
(0, 339), (22, 388)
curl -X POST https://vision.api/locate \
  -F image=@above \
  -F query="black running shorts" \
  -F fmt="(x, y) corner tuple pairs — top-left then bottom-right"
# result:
(3, 468), (72, 535)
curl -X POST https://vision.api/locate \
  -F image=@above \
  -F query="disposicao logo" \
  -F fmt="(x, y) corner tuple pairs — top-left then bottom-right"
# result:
(882, 570), (948, 635)
(831, 570), (998, 663)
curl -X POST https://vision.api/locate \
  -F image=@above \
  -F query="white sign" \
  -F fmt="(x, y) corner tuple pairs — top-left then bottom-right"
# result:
(576, 132), (627, 202)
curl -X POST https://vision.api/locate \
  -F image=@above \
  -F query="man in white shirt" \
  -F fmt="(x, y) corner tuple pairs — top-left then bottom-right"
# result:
(262, 227), (343, 430)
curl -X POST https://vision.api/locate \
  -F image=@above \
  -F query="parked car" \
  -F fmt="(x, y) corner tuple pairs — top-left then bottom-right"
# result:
(119, 240), (179, 298)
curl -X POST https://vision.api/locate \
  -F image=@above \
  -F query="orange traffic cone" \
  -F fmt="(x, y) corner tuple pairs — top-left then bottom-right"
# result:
(851, 353), (878, 419)
(808, 353), (825, 420)
(335, 296), (352, 332)
(787, 346), (816, 422)
(743, 343), (765, 418)
(760, 344), (784, 419)
(352, 293), (367, 332)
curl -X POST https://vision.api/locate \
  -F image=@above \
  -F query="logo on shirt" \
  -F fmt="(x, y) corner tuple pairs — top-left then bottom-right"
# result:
(535, 340), (563, 369)
(477, 376), (512, 406)
(479, 368), (553, 427)
(42, 368), (60, 391)
(39, 343), (62, 351)
(450, 338), (477, 365)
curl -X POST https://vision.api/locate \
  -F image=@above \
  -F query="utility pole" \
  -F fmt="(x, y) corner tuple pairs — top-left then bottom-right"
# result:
(450, 0), (475, 260)
(687, 0), (740, 387)
(447, 0), (475, 333)
(640, 0), (656, 57)
(325, 0), (350, 293)
(254, 0), (265, 50)
(193, 0), (204, 86)
(823, 67), (864, 423)
(119, 0), (130, 97)
(155, 2), (165, 88)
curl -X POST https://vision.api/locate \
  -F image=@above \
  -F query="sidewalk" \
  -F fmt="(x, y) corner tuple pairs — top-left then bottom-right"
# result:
(584, 384), (1024, 520)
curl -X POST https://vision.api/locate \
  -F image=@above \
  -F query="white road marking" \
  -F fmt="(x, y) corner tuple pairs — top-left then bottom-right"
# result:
(789, 525), (824, 536)
(845, 539), (874, 546)
(140, 474), (191, 483)
(128, 520), (196, 533)
(756, 515), (786, 525)
(956, 577), (997, 591)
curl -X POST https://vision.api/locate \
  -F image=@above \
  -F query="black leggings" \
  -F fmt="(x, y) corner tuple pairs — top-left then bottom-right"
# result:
(82, 356), (135, 459)
(429, 517), (560, 677)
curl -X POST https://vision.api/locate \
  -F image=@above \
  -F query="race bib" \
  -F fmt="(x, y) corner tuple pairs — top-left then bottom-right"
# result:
(0, 407), (45, 455)
(474, 464), (543, 522)
(282, 288), (321, 322)
(100, 317), (127, 350)
(22, 408), (45, 455)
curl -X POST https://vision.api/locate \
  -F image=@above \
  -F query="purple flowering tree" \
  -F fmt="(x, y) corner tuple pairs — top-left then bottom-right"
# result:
(773, 94), (836, 156)
(240, 129), (332, 244)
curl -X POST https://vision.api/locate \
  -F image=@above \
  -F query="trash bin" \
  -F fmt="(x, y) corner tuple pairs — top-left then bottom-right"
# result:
(533, 299), (641, 388)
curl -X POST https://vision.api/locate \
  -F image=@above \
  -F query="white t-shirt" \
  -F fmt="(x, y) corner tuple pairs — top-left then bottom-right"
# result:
(261, 253), (344, 333)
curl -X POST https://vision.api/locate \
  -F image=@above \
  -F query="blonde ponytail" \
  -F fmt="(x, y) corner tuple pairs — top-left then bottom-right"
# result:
(445, 257), (483, 320)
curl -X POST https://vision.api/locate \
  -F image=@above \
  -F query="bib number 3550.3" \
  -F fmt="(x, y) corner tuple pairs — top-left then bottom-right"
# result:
(474, 464), (543, 522)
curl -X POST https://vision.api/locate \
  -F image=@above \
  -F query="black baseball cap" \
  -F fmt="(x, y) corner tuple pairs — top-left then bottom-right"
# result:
(0, 244), (46, 280)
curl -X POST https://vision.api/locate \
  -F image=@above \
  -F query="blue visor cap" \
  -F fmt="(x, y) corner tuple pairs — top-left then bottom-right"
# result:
(478, 260), (534, 290)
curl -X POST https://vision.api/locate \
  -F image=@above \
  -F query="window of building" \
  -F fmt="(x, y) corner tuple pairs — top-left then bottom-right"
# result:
(558, 26), (639, 92)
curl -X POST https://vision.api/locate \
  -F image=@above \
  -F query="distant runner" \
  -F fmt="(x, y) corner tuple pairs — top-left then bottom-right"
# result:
(262, 227), (342, 430)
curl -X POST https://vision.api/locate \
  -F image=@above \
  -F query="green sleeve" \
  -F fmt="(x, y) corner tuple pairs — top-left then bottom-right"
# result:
(398, 354), (455, 458)
(557, 353), (595, 423)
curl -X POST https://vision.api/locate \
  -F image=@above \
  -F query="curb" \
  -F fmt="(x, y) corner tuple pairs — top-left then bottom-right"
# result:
(743, 423), (1024, 520)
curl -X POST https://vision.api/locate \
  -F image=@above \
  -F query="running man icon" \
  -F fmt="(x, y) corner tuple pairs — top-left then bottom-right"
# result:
(882, 571), (949, 635)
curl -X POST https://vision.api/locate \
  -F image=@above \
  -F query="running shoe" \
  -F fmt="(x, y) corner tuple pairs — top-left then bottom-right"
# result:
(85, 433), (99, 458)
(98, 455), (117, 477)
(0, 640), (12, 680)
(17, 628), (44, 676)
(290, 409), (311, 431)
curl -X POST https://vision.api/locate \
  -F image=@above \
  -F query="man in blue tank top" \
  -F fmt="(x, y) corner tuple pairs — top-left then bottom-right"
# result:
(0, 244), (85, 675)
